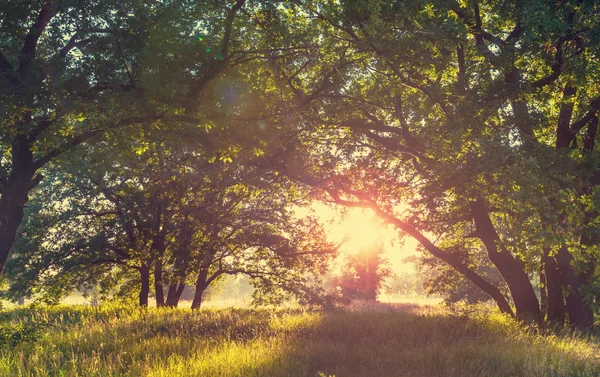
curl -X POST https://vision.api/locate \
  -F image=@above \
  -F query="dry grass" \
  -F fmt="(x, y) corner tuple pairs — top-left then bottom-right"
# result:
(0, 303), (598, 376)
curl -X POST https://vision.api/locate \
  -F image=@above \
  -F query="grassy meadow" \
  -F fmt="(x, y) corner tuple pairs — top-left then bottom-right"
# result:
(0, 303), (598, 377)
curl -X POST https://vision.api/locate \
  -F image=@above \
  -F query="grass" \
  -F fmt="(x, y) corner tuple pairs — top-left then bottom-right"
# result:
(0, 303), (598, 377)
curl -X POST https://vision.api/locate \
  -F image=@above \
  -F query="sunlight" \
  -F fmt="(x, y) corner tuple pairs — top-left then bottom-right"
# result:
(337, 209), (387, 251)
(306, 203), (418, 274)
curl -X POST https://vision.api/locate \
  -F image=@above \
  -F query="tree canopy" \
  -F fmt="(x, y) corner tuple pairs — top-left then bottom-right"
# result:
(3, 0), (600, 329)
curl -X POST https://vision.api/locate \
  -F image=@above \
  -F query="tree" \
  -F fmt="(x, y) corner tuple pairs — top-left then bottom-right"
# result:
(0, 0), (163, 274)
(4, 124), (335, 308)
(257, 0), (600, 328)
(0, 0), (274, 276)
(6, 0), (600, 330)
(336, 242), (392, 301)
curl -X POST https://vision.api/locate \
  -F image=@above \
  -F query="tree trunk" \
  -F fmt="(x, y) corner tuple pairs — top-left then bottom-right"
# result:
(542, 248), (565, 325)
(539, 260), (547, 318)
(470, 197), (541, 324)
(551, 87), (593, 329)
(154, 258), (165, 307)
(0, 136), (37, 274)
(139, 264), (150, 307)
(165, 282), (185, 307)
(369, 205), (514, 316)
(18, 296), (25, 306)
(191, 269), (209, 310)
(556, 246), (594, 329)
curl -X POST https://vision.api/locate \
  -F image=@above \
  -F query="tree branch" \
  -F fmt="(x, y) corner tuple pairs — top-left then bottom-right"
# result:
(19, 0), (57, 77)
(222, 0), (246, 58)
(570, 96), (600, 136)
(33, 115), (162, 169)
(531, 40), (564, 89)
(320, 183), (514, 316)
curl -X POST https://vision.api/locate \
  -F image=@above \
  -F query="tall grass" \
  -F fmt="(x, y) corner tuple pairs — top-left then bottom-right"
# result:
(0, 303), (598, 376)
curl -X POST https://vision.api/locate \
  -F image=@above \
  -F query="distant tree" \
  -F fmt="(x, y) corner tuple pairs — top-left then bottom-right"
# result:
(387, 272), (426, 297)
(336, 243), (392, 301)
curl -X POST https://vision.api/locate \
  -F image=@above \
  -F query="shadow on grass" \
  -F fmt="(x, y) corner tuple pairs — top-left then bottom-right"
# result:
(4, 304), (600, 377)
(150, 304), (600, 377)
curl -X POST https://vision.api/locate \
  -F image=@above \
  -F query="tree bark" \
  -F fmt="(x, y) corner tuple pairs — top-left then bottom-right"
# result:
(0, 135), (37, 274)
(139, 264), (150, 307)
(540, 260), (547, 318)
(165, 282), (185, 307)
(556, 246), (594, 329)
(191, 269), (209, 310)
(470, 197), (541, 323)
(552, 86), (594, 329)
(542, 248), (565, 325)
(154, 258), (165, 307)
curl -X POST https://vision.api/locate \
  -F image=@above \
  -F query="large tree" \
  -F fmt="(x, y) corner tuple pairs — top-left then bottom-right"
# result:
(257, 0), (600, 328)
(0, 0), (276, 275)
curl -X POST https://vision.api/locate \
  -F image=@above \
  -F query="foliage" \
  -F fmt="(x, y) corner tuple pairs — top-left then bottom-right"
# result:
(387, 271), (427, 297)
(4, 126), (335, 307)
(244, 0), (600, 326)
(4, 0), (600, 330)
(0, 318), (49, 348)
(335, 242), (393, 301)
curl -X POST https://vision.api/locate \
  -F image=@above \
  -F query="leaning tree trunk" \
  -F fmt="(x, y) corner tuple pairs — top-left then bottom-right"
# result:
(470, 197), (541, 324)
(191, 269), (209, 310)
(556, 246), (594, 329)
(542, 248), (565, 325)
(165, 282), (185, 307)
(368, 204), (514, 316)
(139, 264), (150, 307)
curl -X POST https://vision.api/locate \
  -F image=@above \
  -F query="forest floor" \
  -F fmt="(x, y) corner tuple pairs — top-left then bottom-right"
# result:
(0, 303), (598, 377)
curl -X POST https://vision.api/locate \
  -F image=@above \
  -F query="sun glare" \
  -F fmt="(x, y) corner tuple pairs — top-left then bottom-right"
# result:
(339, 209), (387, 250)
(306, 204), (419, 274)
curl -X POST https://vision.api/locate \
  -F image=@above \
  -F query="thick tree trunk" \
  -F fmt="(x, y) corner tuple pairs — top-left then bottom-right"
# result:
(154, 258), (165, 307)
(191, 269), (209, 310)
(165, 282), (185, 307)
(0, 181), (31, 273)
(0, 136), (37, 274)
(542, 248), (565, 325)
(18, 296), (25, 305)
(556, 246), (594, 329)
(139, 264), (150, 307)
(552, 87), (593, 329)
(190, 286), (205, 310)
(470, 197), (541, 323)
